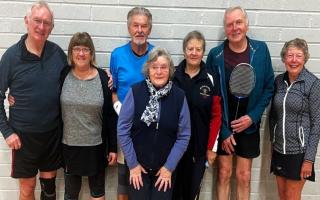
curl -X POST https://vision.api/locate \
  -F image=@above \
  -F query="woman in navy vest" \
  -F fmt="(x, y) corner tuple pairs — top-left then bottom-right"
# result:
(117, 47), (191, 200)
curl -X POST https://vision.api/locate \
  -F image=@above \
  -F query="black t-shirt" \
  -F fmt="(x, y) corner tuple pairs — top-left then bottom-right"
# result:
(224, 41), (250, 127)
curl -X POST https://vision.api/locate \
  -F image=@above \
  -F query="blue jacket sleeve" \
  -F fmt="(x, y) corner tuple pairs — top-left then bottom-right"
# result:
(0, 51), (14, 138)
(248, 44), (274, 125)
(268, 78), (278, 143)
(117, 88), (139, 169)
(164, 97), (191, 172)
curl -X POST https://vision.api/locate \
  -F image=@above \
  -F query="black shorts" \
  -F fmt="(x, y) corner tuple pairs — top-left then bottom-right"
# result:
(217, 132), (260, 158)
(117, 163), (129, 195)
(63, 144), (106, 176)
(271, 150), (315, 182)
(11, 127), (62, 178)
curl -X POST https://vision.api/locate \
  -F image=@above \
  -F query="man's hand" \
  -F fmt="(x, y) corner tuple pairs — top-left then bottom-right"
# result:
(222, 135), (236, 155)
(231, 115), (253, 133)
(5, 133), (21, 150)
(300, 160), (313, 179)
(207, 150), (217, 166)
(155, 166), (172, 192)
(129, 164), (147, 190)
(107, 152), (117, 166)
(105, 69), (113, 89)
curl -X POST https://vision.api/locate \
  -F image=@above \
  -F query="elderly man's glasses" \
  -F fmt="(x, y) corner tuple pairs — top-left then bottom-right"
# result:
(32, 18), (52, 28)
(72, 47), (91, 54)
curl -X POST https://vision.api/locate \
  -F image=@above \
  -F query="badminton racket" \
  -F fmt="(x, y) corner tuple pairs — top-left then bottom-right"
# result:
(229, 63), (255, 120)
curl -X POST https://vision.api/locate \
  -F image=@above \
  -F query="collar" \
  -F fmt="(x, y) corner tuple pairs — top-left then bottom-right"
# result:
(175, 59), (207, 81)
(215, 36), (258, 59)
(282, 67), (307, 83)
(20, 34), (46, 61)
(130, 42), (151, 57)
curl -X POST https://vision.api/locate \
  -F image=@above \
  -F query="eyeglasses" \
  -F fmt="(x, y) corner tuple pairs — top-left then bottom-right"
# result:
(72, 47), (91, 54)
(286, 54), (304, 60)
(150, 65), (169, 72)
(32, 18), (52, 28)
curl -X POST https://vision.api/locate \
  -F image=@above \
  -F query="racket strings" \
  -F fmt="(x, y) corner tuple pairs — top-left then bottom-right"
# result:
(229, 65), (255, 98)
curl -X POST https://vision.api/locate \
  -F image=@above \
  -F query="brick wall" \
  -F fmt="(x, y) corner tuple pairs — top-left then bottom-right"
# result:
(0, 0), (320, 199)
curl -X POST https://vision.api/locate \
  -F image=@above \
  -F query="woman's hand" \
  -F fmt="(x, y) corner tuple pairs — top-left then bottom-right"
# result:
(207, 150), (217, 166)
(300, 160), (313, 179)
(130, 164), (147, 190)
(107, 152), (117, 166)
(155, 166), (172, 192)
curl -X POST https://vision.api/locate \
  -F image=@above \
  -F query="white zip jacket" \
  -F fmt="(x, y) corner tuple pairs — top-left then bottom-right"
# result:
(269, 68), (320, 162)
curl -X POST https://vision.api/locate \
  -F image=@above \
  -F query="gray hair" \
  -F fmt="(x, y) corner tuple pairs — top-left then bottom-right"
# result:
(280, 38), (310, 63)
(183, 30), (206, 53)
(27, 1), (54, 26)
(127, 7), (152, 29)
(142, 47), (175, 79)
(223, 6), (249, 26)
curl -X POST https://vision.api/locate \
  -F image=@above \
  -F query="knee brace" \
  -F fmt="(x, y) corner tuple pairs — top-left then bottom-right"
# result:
(39, 177), (56, 200)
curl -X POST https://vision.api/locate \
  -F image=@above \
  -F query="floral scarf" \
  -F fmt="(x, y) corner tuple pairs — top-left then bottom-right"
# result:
(140, 78), (173, 126)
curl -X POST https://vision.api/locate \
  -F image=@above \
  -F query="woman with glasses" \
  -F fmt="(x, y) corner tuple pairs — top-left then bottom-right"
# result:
(60, 32), (117, 200)
(117, 47), (191, 200)
(269, 38), (320, 200)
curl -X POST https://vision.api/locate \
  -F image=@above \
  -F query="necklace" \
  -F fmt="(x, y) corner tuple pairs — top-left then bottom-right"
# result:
(72, 67), (92, 80)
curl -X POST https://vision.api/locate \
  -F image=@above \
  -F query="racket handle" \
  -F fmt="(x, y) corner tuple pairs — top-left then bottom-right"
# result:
(234, 99), (240, 120)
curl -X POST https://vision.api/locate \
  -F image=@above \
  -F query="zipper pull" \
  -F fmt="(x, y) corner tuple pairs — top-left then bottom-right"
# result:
(156, 122), (159, 130)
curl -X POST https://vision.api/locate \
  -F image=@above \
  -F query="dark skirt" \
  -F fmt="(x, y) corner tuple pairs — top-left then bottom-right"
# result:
(62, 143), (107, 176)
(271, 150), (315, 182)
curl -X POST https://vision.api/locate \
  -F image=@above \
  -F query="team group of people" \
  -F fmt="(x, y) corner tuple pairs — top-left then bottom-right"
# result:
(0, 1), (319, 200)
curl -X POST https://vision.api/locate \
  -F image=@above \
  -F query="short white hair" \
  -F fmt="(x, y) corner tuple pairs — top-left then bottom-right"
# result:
(26, 1), (54, 26)
(223, 6), (249, 27)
